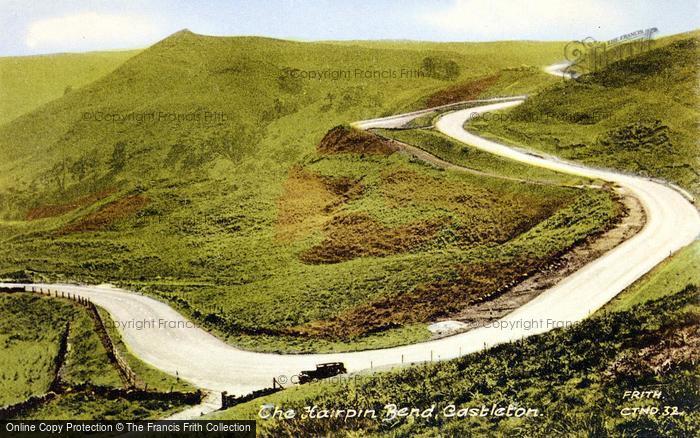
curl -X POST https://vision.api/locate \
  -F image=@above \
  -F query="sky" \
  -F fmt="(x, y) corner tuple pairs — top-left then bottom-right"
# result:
(0, 0), (697, 56)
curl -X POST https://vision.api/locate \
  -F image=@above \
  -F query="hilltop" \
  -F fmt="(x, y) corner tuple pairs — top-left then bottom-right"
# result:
(0, 50), (140, 125)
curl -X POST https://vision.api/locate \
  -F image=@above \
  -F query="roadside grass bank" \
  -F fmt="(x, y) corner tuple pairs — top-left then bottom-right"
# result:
(0, 292), (196, 419)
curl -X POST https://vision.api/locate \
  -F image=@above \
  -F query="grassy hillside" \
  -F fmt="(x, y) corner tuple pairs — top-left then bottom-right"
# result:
(0, 31), (617, 352)
(0, 50), (139, 126)
(211, 279), (699, 437)
(372, 128), (588, 186)
(469, 37), (700, 197)
(328, 40), (562, 102)
(0, 292), (194, 418)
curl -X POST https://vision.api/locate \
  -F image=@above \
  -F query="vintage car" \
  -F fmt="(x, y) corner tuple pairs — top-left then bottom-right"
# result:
(298, 362), (347, 384)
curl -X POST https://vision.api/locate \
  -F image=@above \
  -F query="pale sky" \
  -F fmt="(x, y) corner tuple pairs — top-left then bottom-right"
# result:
(1, 0), (697, 56)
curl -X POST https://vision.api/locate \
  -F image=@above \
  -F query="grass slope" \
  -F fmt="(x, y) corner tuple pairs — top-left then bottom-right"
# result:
(469, 36), (700, 197)
(0, 50), (139, 126)
(0, 31), (615, 351)
(606, 241), (700, 313)
(372, 128), (589, 186)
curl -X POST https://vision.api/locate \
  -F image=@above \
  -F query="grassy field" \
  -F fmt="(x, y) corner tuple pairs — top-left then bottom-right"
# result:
(0, 292), (194, 418)
(0, 31), (622, 352)
(210, 275), (699, 437)
(468, 36), (700, 198)
(324, 40), (562, 103)
(0, 50), (139, 126)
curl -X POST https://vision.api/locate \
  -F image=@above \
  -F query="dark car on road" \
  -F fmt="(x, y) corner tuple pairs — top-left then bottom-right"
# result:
(298, 362), (347, 384)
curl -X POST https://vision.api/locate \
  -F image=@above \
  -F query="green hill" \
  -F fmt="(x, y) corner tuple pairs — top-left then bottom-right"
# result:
(0, 50), (139, 126)
(0, 31), (617, 352)
(469, 36), (700, 197)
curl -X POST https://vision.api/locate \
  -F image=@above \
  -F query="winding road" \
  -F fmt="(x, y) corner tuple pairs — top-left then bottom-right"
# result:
(2, 68), (699, 414)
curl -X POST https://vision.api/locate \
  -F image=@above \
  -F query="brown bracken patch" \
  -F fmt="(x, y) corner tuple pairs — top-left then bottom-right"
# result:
(276, 166), (364, 242)
(317, 125), (399, 156)
(426, 73), (500, 107)
(285, 258), (542, 340)
(299, 212), (446, 264)
(287, 191), (627, 340)
(607, 323), (699, 378)
(59, 194), (148, 233)
(25, 188), (116, 220)
(380, 168), (564, 246)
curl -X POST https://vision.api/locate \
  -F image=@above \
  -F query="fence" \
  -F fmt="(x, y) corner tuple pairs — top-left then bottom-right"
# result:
(0, 385), (202, 420)
(220, 378), (284, 409)
(49, 322), (71, 393)
(0, 393), (58, 420)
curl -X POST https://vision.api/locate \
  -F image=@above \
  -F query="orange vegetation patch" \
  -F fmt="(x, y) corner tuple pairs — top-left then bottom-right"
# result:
(25, 188), (115, 220)
(276, 167), (363, 241)
(380, 168), (564, 246)
(299, 212), (446, 264)
(59, 194), (148, 233)
(286, 169), (578, 339)
(317, 125), (399, 156)
(295, 167), (566, 265)
(286, 258), (543, 340)
(426, 74), (500, 107)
